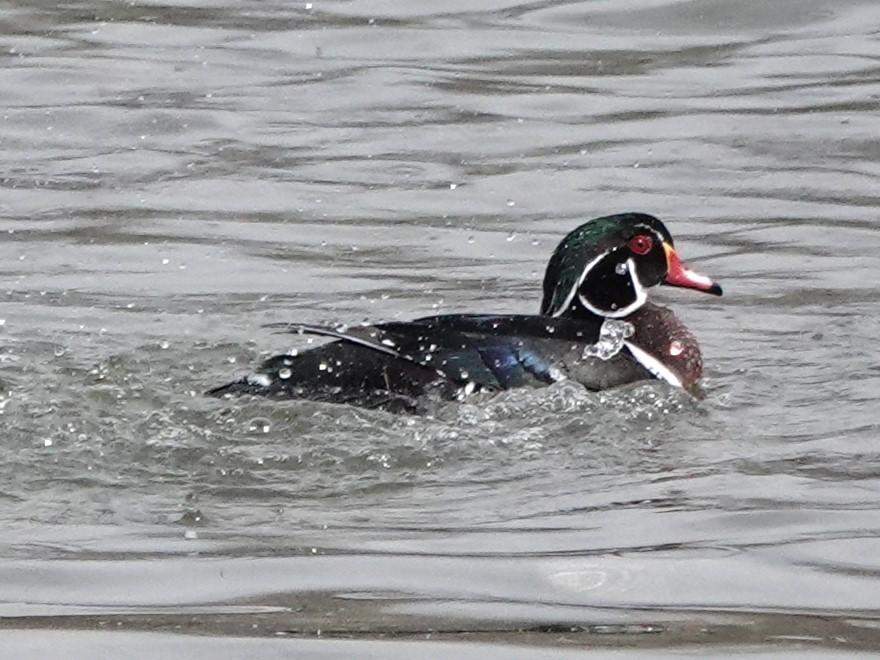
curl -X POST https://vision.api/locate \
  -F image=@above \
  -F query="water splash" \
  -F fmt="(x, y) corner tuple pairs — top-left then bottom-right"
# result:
(583, 319), (634, 361)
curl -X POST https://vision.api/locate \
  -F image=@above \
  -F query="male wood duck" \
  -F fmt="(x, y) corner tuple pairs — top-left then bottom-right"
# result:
(208, 213), (722, 412)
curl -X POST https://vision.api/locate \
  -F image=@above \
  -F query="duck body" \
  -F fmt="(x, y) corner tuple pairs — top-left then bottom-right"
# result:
(209, 213), (721, 412)
(209, 302), (703, 413)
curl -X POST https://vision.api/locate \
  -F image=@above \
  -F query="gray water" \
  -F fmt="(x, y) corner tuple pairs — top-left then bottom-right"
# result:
(1, 0), (879, 656)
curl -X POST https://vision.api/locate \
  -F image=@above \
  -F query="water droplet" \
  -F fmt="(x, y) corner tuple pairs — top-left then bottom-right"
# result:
(583, 319), (634, 361)
(615, 262), (628, 275)
(278, 367), (292, 379)
(456, 380), (476, 401)
(248, 418), (271, 434)
(669, 340), (684, 356)
(506, 232), (517, 242)
(53, 345), (65, 357)
(467, 236), (475, 244)
(159, 340), (169, 350)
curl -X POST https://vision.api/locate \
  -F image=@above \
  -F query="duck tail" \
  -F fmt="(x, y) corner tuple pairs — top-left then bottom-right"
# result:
(205, 378), (258, 397)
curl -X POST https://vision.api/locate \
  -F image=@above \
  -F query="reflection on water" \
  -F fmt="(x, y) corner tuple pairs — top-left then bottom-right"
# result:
(1, 0), (880, 656)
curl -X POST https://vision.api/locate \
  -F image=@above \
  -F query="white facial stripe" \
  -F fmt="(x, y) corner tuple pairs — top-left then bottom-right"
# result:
(633, 225), (666, 242)
(552, 225), (665, 317)
(624, 341), (683, 388)
(623, 256), (648, 312)
(575, 256), (647, 318)
(549, 248), (610, 317)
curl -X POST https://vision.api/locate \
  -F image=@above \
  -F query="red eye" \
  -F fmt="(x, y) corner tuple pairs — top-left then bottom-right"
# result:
(628, 234), (653, 255)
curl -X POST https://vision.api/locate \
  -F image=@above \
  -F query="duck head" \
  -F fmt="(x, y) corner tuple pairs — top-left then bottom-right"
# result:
(540, 212), (722, 319)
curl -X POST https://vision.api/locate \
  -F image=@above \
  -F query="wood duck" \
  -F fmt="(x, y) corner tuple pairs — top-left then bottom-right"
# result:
(208, 213), (722, 412)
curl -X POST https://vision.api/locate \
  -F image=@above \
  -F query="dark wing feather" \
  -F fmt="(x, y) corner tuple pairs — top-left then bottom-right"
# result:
(265, 314), (605, 390)
(206, 335), (454, 411)
(208, 314), (614, 409)
(265, 321), (500, 387)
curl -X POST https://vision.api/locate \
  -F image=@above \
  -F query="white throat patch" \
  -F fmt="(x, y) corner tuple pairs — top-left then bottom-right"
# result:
(575, 256), (648, 319)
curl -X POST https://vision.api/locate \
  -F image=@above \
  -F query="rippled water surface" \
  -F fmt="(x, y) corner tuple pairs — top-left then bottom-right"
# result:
(1, 0), (879, 656)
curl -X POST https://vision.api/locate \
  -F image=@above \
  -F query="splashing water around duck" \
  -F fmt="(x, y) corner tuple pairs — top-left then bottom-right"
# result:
(583, 319), (635, 361)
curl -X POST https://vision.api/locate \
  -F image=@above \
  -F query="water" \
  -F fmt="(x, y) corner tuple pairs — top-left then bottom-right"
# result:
(1, 0), (879, 656)
(584, 318), (634, 360)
